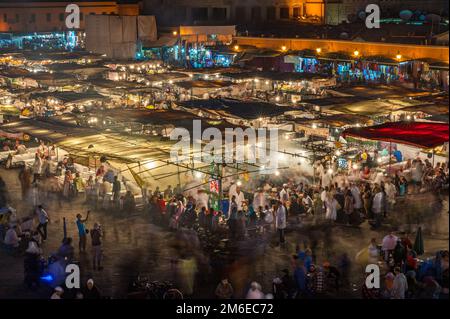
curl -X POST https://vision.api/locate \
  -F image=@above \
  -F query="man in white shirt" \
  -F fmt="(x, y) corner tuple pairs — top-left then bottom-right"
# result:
(372, 188), (385, 229)
(253, 188), (267, 211)
(228, 182), (237, 199)
(275, 202), (287, 244)
(392, 267), (408, 299)
(36, 205), (49, 241)
(384, 178), (397, 212)
(234, 187), (245, 211)
(279, 184), (289, 204)
(350, 183), (362, 212)
(32, 154), (42, 183)
(320, 186), (329, 204)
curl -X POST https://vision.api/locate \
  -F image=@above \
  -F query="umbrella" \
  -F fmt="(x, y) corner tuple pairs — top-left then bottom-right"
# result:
(399, 10), (413, 21)
(414, 227), (424, 255)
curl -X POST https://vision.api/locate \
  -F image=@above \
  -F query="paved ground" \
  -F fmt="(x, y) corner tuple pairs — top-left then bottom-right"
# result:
(0, 168), (448, 299)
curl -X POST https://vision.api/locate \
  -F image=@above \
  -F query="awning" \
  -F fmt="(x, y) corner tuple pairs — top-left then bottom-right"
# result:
(342, 121), (449, 149)
(142, 36), (178, 49)
(174, 80), (233, 89)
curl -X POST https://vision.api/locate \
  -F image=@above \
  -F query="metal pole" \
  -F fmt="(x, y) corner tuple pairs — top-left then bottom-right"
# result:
(389, 141), (392, 175)
(63, 217), (67, 240)
(432, 149), (435, 167)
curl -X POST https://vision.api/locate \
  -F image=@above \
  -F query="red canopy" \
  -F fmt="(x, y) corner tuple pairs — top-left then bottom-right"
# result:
(342, 121), (449, 149)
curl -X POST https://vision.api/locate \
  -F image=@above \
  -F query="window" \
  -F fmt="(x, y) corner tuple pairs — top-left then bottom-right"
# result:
(280, 7), (289, 19)
(30, 13), (36, 23)
(212, 8), (227, 20)
(251, 7), (261, 20)
(59, 13), (64, 21)
(46, 13), (51, 22)
(80, 12), (84, 21)
(293, 7), (300, 18)
(3, 14), (7, 23)
(266, 6), (276, 20)
(235, 6), (246, 21)
(192, 7), (208, 21)
(174, 7), (187, 21)
(15, 14), (19, 23)
(102, 12), (106, 15)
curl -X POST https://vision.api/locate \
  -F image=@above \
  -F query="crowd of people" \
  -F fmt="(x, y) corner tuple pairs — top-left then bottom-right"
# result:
(0, 137), (448, 299)
(211, 234), (449, 299)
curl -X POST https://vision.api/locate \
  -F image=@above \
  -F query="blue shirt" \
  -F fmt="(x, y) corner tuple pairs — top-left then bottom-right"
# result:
(76, 219), (86, 236)
(393, 150), (402, 162)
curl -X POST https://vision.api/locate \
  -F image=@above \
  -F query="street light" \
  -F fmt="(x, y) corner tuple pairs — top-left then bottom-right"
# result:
(396, 53), (402, 60)
(316, 47), (322, 53)
(353, 50), (359, 57)
(281, 45), (287, 52)
(173, 31), (178, 36)
(234, 45), (239, 51)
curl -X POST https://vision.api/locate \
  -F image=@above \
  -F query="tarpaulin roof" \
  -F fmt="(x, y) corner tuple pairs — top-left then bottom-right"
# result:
(30, 91), (108, 104)
(177, 98), (293, 120)
(221, 71), (330, 81)
(343, 121), (449, 149)
(142, 36), (178, 49)
(174, 80), (234, 89)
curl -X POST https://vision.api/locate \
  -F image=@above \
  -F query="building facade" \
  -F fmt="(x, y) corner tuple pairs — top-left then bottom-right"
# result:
(143, 0), (448, 26)
(0, 1), (140, 33)
(143, 0), (326, 26)
(325, 0), (449, 25)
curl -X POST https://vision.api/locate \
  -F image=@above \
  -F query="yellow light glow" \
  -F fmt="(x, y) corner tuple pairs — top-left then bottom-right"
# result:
(316, 48), (322, 53)
(281, 46), (287, 51)
(353, 50), (359, 57)
(234, 45), (239, 50)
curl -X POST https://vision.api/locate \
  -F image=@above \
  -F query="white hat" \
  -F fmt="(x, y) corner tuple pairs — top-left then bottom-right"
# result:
(54, 286), (64, 293)
(87, 279), (94, 285)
